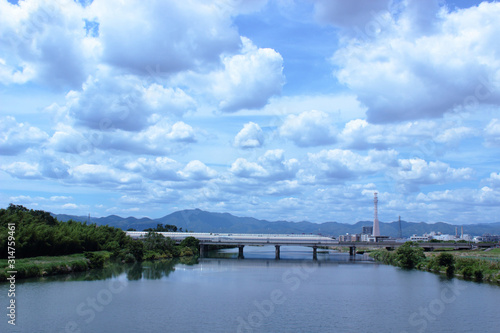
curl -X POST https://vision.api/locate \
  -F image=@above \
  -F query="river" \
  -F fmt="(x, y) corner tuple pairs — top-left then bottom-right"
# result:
(1, 246), (499, 333)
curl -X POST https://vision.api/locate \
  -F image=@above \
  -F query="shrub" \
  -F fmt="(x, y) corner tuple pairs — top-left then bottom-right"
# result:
(124, 253), (136, 263)
(437, 253), (455, 267)
(474, 269), (484, 282)
(446, 265), (455, 277)
(462, 266), (473, 279)
(84, 252), (107, 269)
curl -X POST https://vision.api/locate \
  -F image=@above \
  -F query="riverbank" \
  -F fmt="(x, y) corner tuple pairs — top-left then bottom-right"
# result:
(370, 244), (500, 284)
(0, 252), (104, 282)
(0, 249), (199, 282)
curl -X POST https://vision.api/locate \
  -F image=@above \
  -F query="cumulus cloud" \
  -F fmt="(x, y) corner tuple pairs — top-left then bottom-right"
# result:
(70, 163), (141, 186)
(1, 161), (42, 179)
(48, 119), (196, 155)
(393, 158), (474, 192)
(0, 116), (49, 155)
(230, 149), (299, 181)
(213, 37), (284, 112)
(279, 110), (336, 147)
(0, 0), (90, 88)
(308, 149), (398, 182)
(234, 122), (264, 149)
(484, 118), (500, 146)
(123, 157), (182, 181)
(485, 172), (500, 189)
(178, 160), (217, 181)
(65, 73), (195, 132)
(417, 186), (500, 207)
(331, 1), (500, 123)
(90, 0), (240, 75)
(339, 118), (475, 149)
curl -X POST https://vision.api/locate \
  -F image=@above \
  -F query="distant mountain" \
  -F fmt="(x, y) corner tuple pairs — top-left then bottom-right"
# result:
(54, 209), (500, 237)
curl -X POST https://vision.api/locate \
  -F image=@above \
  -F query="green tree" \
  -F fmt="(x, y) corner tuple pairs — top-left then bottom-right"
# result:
(396, 242), (425, 269)
(180, 236), (199, 249)
(437, 253), (455, 268)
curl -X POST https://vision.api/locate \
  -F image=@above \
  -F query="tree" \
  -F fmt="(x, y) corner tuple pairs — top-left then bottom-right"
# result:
(437, 253), (455, 268)
(180, 236), (199, 250)
(396, 242), (425, 269)
(128, 240), (144, 262)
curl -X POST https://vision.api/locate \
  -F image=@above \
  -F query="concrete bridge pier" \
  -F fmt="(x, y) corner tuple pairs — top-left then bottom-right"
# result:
(275, 245), (280, 260)
(313, 246), (318, 260)
(199, 244), (209, 258)
(349, 246), (356, 256)
(238, 245), (244, 259)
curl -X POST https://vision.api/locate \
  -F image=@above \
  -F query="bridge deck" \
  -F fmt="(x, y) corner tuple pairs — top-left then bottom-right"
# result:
(125, 231), (492, 250)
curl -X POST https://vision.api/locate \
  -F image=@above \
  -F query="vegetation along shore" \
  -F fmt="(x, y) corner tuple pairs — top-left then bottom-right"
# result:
(0, 204), (200, 281)
(370, 242), (500, 284)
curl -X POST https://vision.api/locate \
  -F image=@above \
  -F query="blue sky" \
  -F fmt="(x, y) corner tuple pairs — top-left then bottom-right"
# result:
(1, 0), (499, 224)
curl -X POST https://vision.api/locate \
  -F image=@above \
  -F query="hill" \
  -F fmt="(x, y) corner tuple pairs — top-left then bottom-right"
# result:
(54, 209), (500, 237)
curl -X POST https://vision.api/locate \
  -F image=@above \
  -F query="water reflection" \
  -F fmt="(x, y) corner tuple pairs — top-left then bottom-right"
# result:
(19, 257), (200, 284)
(18, 248), (371, 284)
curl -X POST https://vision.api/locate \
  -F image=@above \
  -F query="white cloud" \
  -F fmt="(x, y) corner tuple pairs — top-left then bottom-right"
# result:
(332, 1), (500, 123)
(339, 118), (476, 149)
(434, 126), (476, 144)
(279, 110), (336, 147)
(124, 157), (182, 181)
(485, 172), (500, 188)
(0, 0), (90, 88)
(417, 186), (500, 207)
(212, 37), (284, 112)
(178, 160), (217, 181)
(0, 116), (49, 155)
(234, 122), (264, 149)
(229, 158), (267, 178)
(70, 163), (141, 186)
(90, 0), (240, 75)
(229, 149), (299, 181)
(308, 149), (398, 182)
(166, 122), (196, 143)
(48, 119), (196, 155)
(484, 118), (500, 146)
(1, 161), (42, 179)
(393, 158), (474, 192)
(65, 73), (195, 132)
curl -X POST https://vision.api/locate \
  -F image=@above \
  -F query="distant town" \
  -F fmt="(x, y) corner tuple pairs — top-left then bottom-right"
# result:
(338, 193), (500, 244)
(337, 224), (500, 243)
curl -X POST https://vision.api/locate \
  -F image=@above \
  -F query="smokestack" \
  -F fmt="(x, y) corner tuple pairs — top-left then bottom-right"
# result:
(455, 227), (458, 237)
(461, 226), (464, 239)
(373, 192), (380, 236)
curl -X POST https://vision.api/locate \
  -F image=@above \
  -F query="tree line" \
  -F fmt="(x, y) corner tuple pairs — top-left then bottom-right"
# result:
(371, 241), (500, 282)
(0, 204), (199, 264)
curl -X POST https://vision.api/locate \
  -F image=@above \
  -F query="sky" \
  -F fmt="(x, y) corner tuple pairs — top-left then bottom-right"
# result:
(1, 0), (500, 225)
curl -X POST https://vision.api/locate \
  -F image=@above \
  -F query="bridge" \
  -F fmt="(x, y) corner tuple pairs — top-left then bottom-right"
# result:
(125, 231), (495, 259)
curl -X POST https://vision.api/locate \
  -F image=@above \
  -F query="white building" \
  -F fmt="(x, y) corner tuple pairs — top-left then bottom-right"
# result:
(409, 234), (430, 242)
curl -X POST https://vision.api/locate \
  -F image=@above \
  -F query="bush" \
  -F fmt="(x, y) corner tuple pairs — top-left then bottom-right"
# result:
(124, 253), (136, 263)
(180, 237), (199, 250)
(71, 260), (88, 272)
(437, 253), (455, 267)
(462, 266), (473, 279)
(180, 247), (194, 257)
(446, 265), (455, 277)
(84, 252), (107, 269)
(474, 269), (484, 282)
(396, 242), (425, 269)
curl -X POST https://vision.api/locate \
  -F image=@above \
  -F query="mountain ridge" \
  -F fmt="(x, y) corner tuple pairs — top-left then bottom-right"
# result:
(54, 209), (500, 237)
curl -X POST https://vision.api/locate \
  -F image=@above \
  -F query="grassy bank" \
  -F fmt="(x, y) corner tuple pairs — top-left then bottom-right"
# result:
(370, 243), (500, 284)
(0, 251), (111, 282)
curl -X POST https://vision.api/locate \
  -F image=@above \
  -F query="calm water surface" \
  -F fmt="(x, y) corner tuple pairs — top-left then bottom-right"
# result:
(1, 246), (499, 333)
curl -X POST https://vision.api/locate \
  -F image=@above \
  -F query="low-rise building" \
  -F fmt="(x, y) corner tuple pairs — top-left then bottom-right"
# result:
(409, 234), (430, 242)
